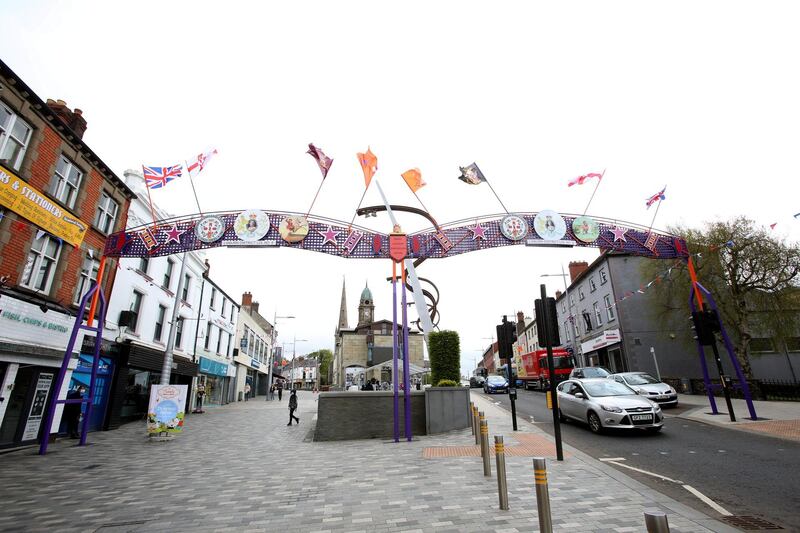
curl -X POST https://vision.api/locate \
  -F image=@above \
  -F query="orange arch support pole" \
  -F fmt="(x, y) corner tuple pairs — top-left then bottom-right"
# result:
(86, 255), (107, 328)
(686, 255), (704, 308)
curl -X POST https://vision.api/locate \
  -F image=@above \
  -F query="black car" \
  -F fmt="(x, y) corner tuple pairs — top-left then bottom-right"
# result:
(483, 375), (509, 394)
(470, 376), (486, 388)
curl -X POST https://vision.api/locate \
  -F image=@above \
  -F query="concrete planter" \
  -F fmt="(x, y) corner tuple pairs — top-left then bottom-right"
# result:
(314, 391), (426, 441)
(424, 386), (470, 434)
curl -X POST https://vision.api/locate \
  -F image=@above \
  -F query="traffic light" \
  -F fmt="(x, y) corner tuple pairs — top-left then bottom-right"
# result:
(690, 308), (721, 346)
(534, 297), (560, 347)
(496, 315), (516, 360)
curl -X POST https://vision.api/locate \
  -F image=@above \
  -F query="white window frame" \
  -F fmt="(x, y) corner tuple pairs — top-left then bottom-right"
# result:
(217, 331), (224, 355)
(210, 288), (217, 309)
(589, 278), (597, 292)
(73, 255), (100, 305)
(138, 257), (149, 275)
(599, 268), (608, 284)
(182, 274), (191, 301)
(93, 191), (119, 234)
(593, 302), (603, 326)
(578, 287), (585, 301)
(604, 295), (615, 321)
(51, 155), (83, 209)
(205, 322), (213, 350)
(175, 318), (184, 349)
(163, 259), (175, 289)
(129, 290), (144, 333)
(20, 234), (62, 293)
(154, 305), (167, 342)
(0, 102), (32, 170)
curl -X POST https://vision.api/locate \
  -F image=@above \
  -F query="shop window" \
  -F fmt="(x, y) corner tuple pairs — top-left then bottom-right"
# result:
(50, 155), (83, 209)
(205, 322), (213, 350)
(0, 103), (32, 170)
(93, 191), (119, 234)
(750, 338), (775, 353)
(593, 302), (602, 327)
(154, 305), (166, 342)
(604, 295), (616, 321)
(163, 259), (175, 289)
(129, 291), (143, 332)
(73, 255), (100, 304)
(20, 234), (62, 293)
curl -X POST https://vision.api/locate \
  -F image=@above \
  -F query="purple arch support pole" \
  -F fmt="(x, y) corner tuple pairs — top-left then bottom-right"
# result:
(689, 294), (719, 414)
(401, 269), (412, 442)
(392, 269), (400, 443)
(39, 283), (106, 455)
(696, 283), (758, 420)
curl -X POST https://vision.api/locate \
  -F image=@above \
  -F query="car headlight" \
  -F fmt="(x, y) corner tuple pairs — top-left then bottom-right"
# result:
(669, 386), (676, 394)
(600, 404), (623, 413)
(648, 401), (661, 411)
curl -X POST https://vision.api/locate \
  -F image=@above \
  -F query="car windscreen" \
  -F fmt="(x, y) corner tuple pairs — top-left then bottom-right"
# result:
(625, 374), (660, 385)
(582, 367), (610, 378)
(487, 376), (506, 384)
(583, 381), (635, 397)
(553, 357), (573, 369)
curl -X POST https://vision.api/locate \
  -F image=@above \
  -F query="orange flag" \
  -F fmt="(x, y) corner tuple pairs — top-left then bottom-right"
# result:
(401, 168), (426, 193)
(357, 148), (378, 188)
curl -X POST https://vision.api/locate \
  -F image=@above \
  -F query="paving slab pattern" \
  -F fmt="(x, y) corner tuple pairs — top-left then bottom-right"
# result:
(0, 392), (732, 532)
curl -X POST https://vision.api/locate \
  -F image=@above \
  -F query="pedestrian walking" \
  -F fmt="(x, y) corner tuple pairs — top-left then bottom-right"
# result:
(277, 381), (283, 401)
(269, 384), (275, 401)
(287, 389), (300, 425)
(244, 383), (251, 401)
(64, 385), (85, 438)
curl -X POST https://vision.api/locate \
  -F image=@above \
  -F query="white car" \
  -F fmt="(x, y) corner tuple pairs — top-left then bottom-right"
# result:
(608, 372), (678, 407)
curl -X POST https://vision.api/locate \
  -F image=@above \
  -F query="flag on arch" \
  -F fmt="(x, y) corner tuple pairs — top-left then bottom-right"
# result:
(307, 143), (333, 179)
(143, 165), (183, 189)
(567, 172), (603, 187)
(770, 222), (777, 230)
(645, 186), (667, 209)
(401, 168), (426, 193)
(357, 147), (378, 188)
(187, 147), (218, 176)
(458, 162), (487, 185)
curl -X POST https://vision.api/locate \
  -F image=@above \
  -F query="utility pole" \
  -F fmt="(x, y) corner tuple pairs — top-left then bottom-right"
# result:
(266, 312), (294, 400)
(160, 253), (189, 385)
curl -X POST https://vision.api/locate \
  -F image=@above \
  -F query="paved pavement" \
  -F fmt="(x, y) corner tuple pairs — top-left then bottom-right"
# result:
(0, 391), (738, 532)
(675, 394), (800, 442)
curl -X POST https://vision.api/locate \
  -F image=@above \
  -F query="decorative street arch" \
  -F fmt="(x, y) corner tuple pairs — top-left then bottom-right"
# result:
(40, 207), (757, 452)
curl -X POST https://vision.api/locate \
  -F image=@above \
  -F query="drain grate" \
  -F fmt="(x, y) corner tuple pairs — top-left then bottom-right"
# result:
(720, 515), (784, 530)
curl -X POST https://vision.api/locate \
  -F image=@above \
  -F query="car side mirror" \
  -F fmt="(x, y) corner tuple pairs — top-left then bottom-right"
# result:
(574, 392), (585, 399)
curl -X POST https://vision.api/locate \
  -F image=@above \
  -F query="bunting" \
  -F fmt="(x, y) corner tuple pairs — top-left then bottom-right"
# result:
(401, 168), (426, 193)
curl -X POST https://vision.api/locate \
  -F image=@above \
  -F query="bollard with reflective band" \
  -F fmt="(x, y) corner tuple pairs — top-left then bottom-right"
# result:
(644, 511), (671, 532)
(471, 403), (477, 437)
(480, 418), (491, 477)
(533, 457), (553, 533)
(495, 436), (509, 510)
(474, 408), (481, 445)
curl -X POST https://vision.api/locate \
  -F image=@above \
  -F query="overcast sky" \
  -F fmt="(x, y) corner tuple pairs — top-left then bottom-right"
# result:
(3, 1), (798, 376)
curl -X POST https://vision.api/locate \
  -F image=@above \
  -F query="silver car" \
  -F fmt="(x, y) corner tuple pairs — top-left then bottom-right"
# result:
(556, 378), (664, 434)
(608, 372), (678, 407)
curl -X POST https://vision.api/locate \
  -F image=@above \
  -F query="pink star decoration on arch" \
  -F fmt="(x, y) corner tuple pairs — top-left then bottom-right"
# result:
(318, 225), (340, 246)
(610, 227), (627, 242)
(470, 222), (487, 240)
(163, 223), (186, 244)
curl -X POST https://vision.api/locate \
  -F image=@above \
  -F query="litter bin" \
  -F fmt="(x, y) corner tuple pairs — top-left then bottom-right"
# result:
(680, 377), (692, 394)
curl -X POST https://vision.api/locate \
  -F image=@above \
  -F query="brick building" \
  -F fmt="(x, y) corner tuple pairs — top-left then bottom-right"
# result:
(0, 59), (135, 449)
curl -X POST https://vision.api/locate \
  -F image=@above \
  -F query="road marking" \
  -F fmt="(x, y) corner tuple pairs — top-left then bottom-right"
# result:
(599, 457), (627, 462)
(688, 451), (696, 454)
(601, 459), (683, 484)
(683, 485), (732, 516)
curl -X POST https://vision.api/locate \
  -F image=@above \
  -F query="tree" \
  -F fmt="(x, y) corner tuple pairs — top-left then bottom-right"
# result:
(644, 216), (800, 379)
(306, 349), (334, 385)
(429, 330), (461, 385)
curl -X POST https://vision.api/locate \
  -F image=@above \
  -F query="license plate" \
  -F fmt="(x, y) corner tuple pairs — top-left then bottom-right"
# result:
(631, 414), (652, 421)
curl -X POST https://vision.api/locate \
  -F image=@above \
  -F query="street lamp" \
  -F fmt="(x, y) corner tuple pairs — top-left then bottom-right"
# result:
(541, 267), (583, 366)
(291, 336), (308, 390)
(266, 312), (294, 401)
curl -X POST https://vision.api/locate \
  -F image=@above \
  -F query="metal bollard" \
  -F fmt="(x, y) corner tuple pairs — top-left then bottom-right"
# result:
(474, 406), (480, 445)
(644, 511), (670, 532)
(480, 416), (491, 477)
(495, 436), (509, 510)
(470, 402), (476, 436)
(533, 457), (553, 533)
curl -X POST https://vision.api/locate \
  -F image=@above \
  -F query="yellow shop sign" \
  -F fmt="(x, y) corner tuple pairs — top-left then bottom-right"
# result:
(0, 165), (87, 246)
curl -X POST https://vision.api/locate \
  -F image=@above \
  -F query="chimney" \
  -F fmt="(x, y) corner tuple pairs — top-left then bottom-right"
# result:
(251, 301), (260, 315)
(242, 291), (252, 307)
(555, 290), (563, 300)
(46, 99), (88, 139)
(516, 311), (526, 336)
(568, 261), (589, 283)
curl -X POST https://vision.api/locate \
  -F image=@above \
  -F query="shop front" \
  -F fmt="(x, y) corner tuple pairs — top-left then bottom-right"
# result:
(580, 329), (627, 373)
(198, 356), (234, 407)
(233, 353), (260, 401)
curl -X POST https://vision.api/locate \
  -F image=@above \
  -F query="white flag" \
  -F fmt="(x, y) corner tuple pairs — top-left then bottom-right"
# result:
(186, 147), (218, 176)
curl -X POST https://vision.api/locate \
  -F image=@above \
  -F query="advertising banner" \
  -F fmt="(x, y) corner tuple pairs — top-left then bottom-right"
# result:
(21, 373), (54, 441)
(147, 384), (188, 435)
(0, 165), (87, 246)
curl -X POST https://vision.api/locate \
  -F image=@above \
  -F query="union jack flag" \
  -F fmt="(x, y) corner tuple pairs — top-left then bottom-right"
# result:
(143, 165), (183, 189)
(645, 186), (666, 209)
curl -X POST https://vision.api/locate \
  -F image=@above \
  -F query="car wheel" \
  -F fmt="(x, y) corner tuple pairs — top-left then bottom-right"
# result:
(558, 409), (567, 423)
(587, 411), (603, 434)
(646, 426), (663, 433)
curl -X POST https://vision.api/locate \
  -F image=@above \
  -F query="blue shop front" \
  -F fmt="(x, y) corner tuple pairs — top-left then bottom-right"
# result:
(198, 356), (234, 407)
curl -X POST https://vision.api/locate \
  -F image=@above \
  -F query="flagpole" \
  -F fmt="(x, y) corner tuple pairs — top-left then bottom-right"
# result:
(184, 160), (204, 215)
(306, 178), (326, 218)
(347, 186), (370, 232)
(647, 198), (662, 232)
(485, 181), (510, 214)
(582, 169), (606, 216)
(144, 180), (159, 232)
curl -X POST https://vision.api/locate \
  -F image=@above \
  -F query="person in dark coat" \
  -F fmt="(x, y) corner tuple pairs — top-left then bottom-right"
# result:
(287, 389), (299, 425)
(64, 385), (85, 438)
(277, 381), (283, 401)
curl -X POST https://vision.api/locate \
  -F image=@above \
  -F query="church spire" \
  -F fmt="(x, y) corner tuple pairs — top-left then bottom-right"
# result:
(337, 277), (349, 330)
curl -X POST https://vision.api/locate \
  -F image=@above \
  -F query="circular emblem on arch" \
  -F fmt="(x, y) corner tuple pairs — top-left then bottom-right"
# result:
(195, 215), (226, 243)
(533, 210), (567, 241)
(234, 209), (271, 242)
(499, 214), (529, 241)
(278, 215), (309, 243)
(572, 216), (600, 243)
